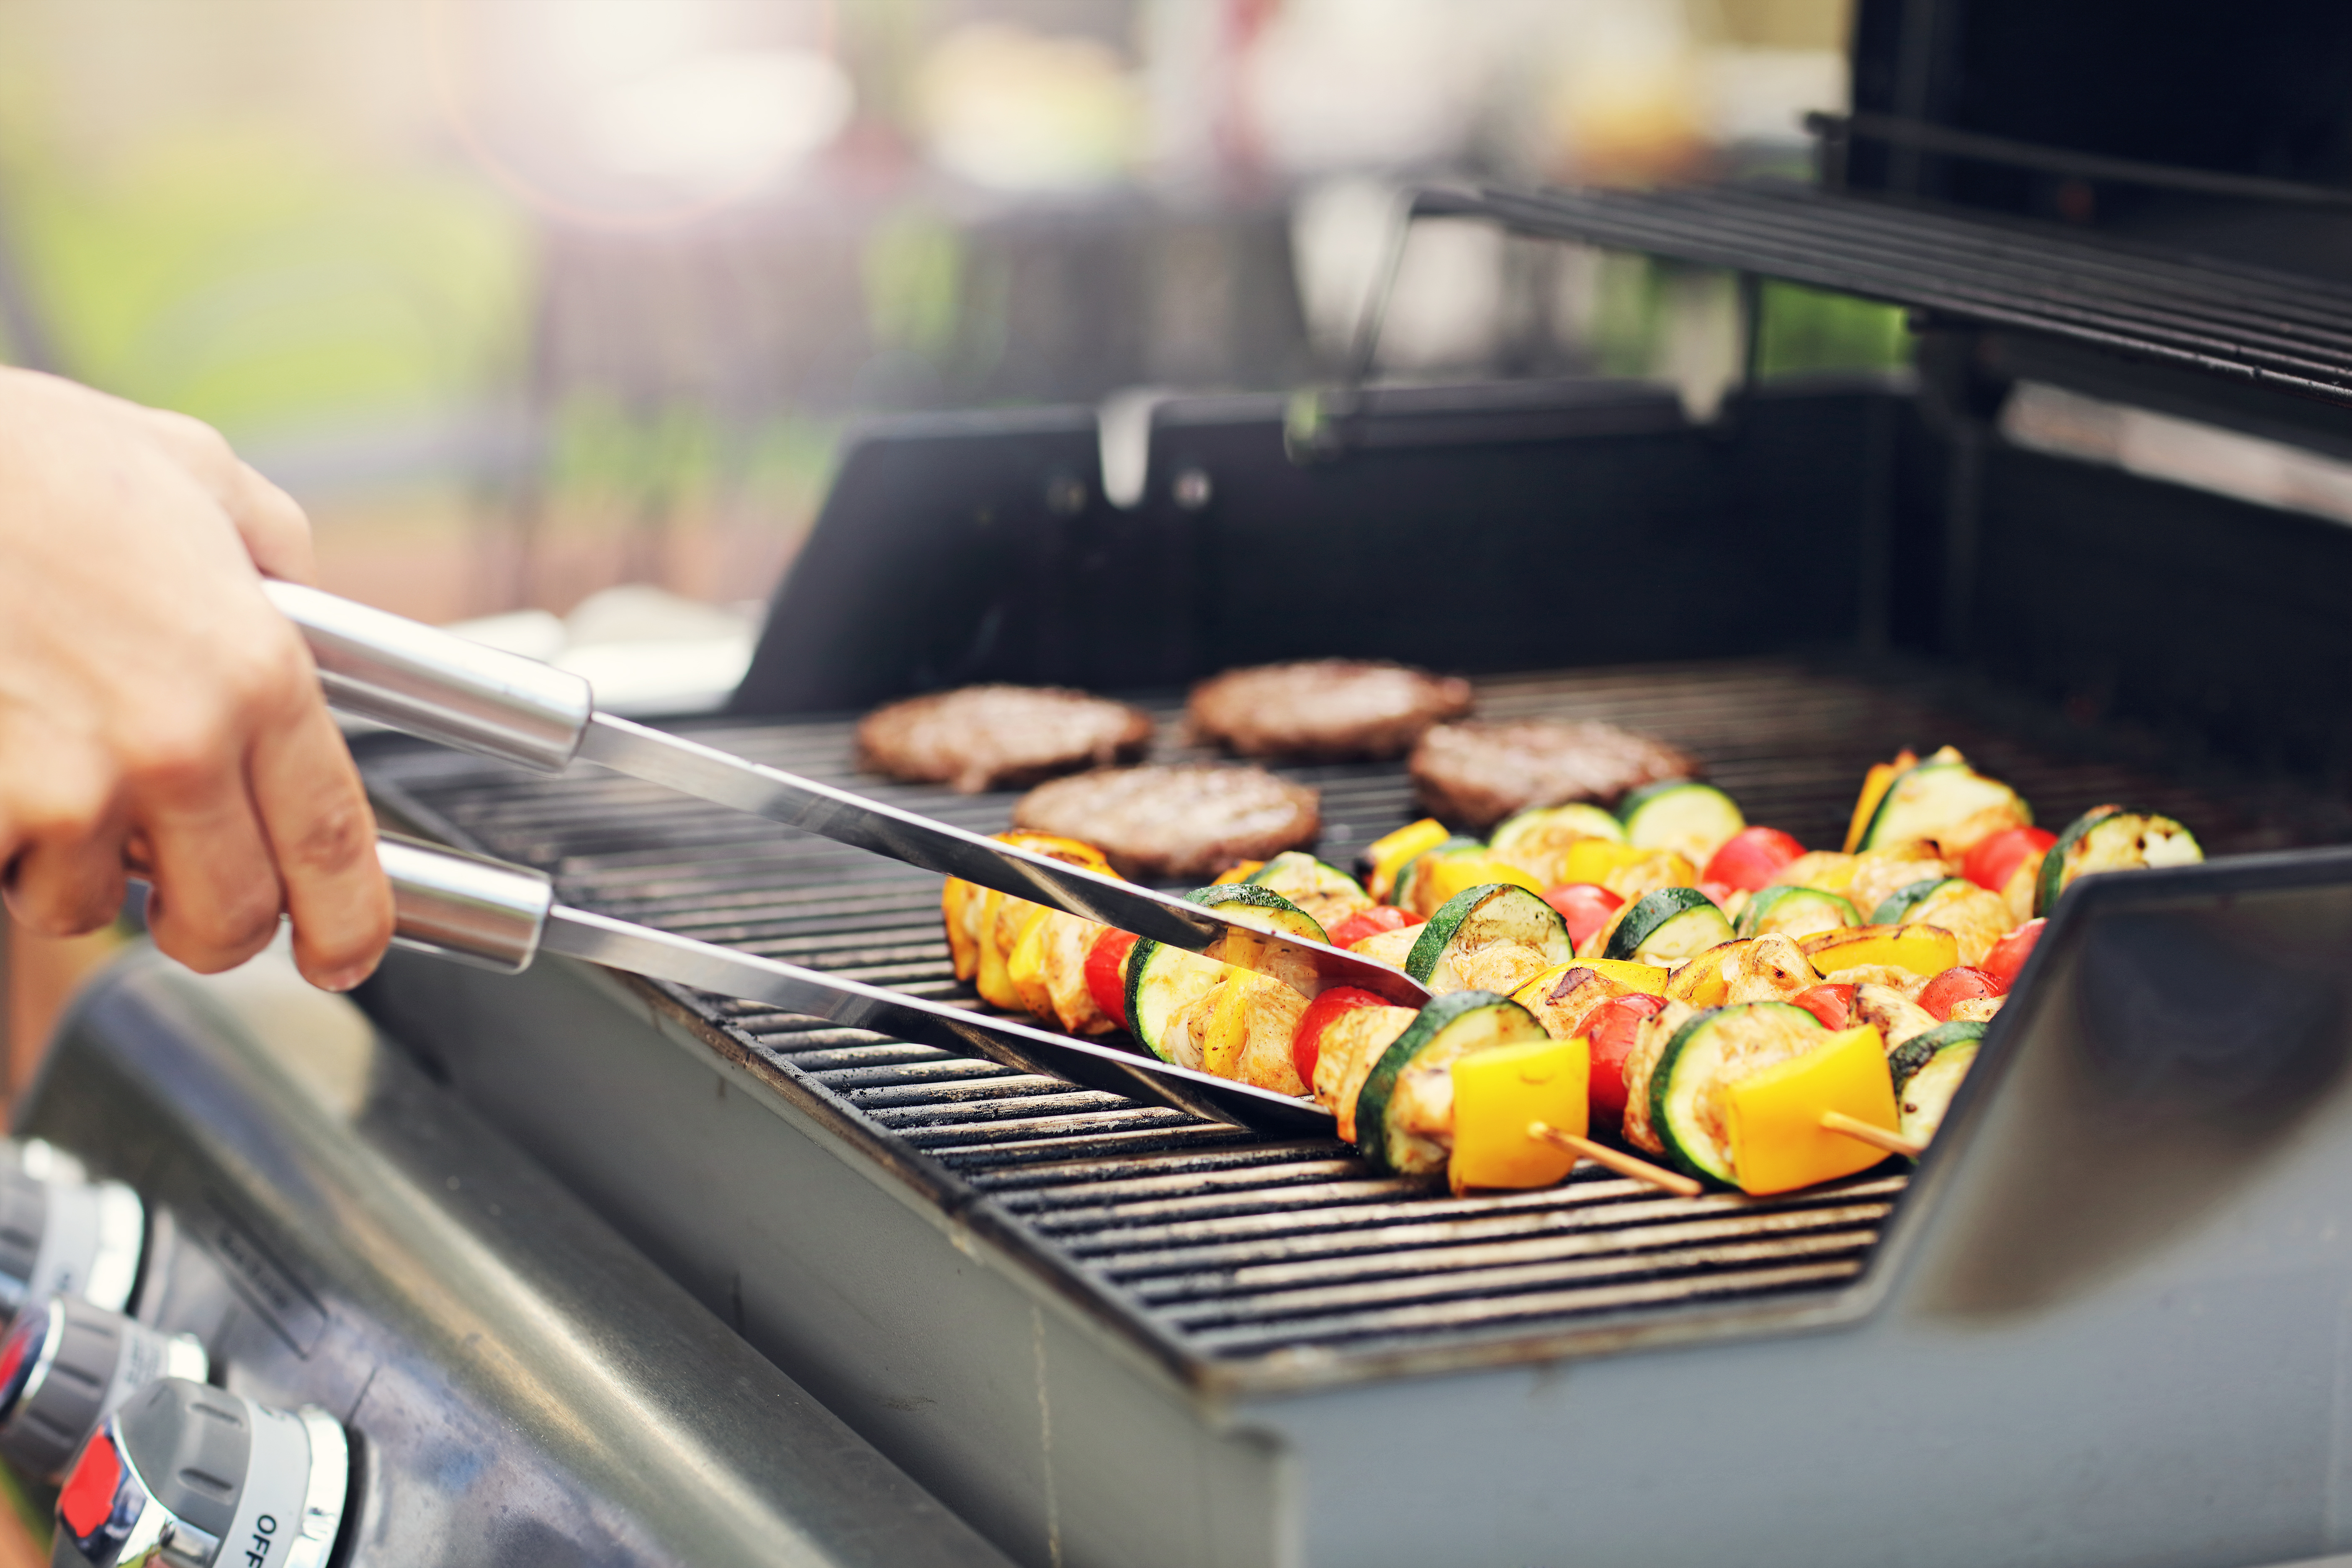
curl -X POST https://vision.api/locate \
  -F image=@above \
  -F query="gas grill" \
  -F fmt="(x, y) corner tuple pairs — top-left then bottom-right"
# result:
(330, 15), (2352, 1550)
(34, 3), (2352, 1563)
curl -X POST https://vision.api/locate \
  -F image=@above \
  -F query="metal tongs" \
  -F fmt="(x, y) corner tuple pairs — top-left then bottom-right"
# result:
(265, 583), (1424, 1130)
(375, 835), (1334, 1134)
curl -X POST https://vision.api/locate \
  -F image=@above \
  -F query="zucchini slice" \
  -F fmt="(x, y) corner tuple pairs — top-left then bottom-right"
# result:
(1405, 884), (1575, 992)
(1603, 886), (1737, 965)
(1123, 886), (1325, 1063)
(1489, 803), (1626, 881)
(1870, 876), (1969, 926)
(1858, 752), (2031, 854)
(1889, 1020), (1985, 1150)
(1245, 851), (1366, 903)
(1354, 991), (1549, 1177)
(1887, 1018), (1986, 1086)
(2035, 806), (2204, 916)
(1737, 885), (1859, 941)
(1617, 780), (1747, 865)
(1649, 1001), (1826, 1185)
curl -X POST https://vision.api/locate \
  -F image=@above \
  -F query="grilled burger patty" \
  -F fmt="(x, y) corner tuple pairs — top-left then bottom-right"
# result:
(1411, 718), (1696, 832)
(1187, 660), (1474, 762)
(1013, 765), (1320, 881)
(856, 685), (1153, 794)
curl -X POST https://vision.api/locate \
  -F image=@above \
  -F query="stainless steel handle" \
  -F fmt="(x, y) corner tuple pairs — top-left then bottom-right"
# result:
(264, 579), (593, 772)
(377, 835), (553, 974)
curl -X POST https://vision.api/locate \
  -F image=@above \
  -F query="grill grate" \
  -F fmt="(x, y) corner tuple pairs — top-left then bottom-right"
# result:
(363, 656), (2352, 1377)
(1448, 181), (2352, 407)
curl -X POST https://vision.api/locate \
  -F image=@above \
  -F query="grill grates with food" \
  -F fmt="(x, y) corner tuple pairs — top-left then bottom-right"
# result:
(362, 655), (2350, 1373)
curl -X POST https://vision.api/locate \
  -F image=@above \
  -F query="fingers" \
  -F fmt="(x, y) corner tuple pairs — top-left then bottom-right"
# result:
(0, 753), (129, 938)
(135, 407), (316, 584)
(245, 697), (393, 991)
(136, 762), (286, 977)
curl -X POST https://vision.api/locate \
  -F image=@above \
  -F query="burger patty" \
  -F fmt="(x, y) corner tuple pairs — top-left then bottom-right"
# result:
(1012, 765), (1320, 882)
(1187, 659), (1474, 762)
(856, 685), (1154, 794)
(1410, 718), (1697, 832)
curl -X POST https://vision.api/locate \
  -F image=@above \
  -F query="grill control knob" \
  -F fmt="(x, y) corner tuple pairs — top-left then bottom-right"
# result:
(0, 1160), (142, 1327)
(52, 1379), (349, 1568)
(0, 1296), (206, 1481)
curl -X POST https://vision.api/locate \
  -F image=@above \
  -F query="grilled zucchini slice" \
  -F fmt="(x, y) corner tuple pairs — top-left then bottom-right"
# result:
(1245, 851), (1365, 903)
(1354, 991), (1549, 1178)
(1737, 884), (1859, 941)
(1889, 1019), (1986, 1150)
(1603, 886), (1737, 965)
(1488, 803), (1626, 882)
(1870, 876), (1970, 926)
(2035, 806), (2204, 916)
(1617, 781), (1747, 865)
(1405, 884), (1575, 992)
(1650, 1000), (1824, 1185)
(1858, 752), (2031, 854)
(1123, 886), (1325, 1063)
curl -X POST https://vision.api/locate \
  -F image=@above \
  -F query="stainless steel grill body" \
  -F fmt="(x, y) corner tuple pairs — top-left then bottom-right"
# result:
(359, 656), (2352, 1568)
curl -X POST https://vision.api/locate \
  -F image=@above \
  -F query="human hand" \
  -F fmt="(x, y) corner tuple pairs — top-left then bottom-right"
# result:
(0, 369), (393, 989)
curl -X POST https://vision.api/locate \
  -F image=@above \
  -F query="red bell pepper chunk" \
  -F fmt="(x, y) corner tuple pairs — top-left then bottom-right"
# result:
(1540, 883), (1623, 949)
(1084, 929), (1140, 1032)
(1963, 826), (2056, 893)
(1702, 826), (1806, 893)
(1291, 986), (1390, 1085)
(1790, 982), (1855, 1031)
(1327, 904), (1423, 950)
(1917, 965), (2008, 1022)
(1575, 992), (1667, 1133)
(1982, 918), (2044, 986)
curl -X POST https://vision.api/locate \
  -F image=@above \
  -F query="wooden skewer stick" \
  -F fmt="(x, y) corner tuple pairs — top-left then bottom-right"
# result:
(1528, 1123), (1705, 1197)
(1819, 1110), (1926, 1159)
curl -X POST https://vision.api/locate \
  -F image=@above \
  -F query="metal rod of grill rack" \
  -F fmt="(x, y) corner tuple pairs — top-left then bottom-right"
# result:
(1461, 186), (2352, 401)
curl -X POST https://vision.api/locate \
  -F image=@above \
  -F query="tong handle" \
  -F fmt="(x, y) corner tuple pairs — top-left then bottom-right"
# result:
(376, 836), (553, 976)
(265, 581), (593, 773)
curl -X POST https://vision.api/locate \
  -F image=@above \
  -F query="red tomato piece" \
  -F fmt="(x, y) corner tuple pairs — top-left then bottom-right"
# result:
(1790, 982), (1855, 1031)
(1698, 880), (1737, 909)
(1963, 826), (2057, 892)
(1982, 919), (2044, 986)
(1540, 883), (1624, 948)
(1917, 966), (2008, 1021)
(1084, 929), (1140, 1032)
(1327, 904), (1423, 950)
(1292, 986), (1390, 1085)
(1702, 826), (1806, 893)
(1575, 992), (1667, 1132)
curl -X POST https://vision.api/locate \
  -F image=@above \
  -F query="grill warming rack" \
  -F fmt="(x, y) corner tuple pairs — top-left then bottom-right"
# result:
(361, 656), (2351, 1386)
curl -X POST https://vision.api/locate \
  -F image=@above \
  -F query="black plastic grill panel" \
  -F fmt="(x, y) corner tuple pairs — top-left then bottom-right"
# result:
(364, 657), (2352, 1375)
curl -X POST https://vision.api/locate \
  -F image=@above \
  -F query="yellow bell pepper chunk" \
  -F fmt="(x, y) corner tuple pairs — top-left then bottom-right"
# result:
(1508, 958), (1670, 1012)
(1364, 819), (1451, 902)
(976, 892), (1047, 1012)
(1420, 855), (1545, 913)
(1724, 1025), (1899, 1195)
(1842, 752), (1916, 854)
(942, 878), (982, 982)
(1662, 938), (1755, 1009)
(1800, 924), (1958, 978)
(1212, 861), (1265, 886)
(1449, 1036), (1590, 1193)
(1559, 839), (1657, 888)
(1006, 908), (1057, 1020)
